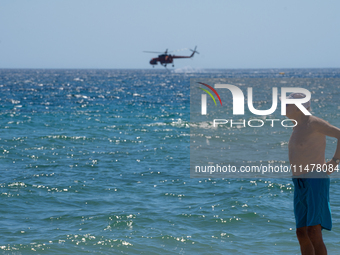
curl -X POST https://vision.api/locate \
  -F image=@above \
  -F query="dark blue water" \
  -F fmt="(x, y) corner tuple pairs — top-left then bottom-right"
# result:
(1, 69), (340, 254)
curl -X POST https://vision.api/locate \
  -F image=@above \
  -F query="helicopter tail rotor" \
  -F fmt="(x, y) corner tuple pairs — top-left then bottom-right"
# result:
(189, 46), (199, 57)
(190, 46), (199, 54)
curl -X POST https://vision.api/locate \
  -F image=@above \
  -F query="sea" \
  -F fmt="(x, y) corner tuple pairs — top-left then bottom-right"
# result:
(1, 68), (340, 255)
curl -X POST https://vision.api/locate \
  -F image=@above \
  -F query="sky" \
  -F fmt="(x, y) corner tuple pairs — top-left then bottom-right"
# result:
(0, 0), (340, 69)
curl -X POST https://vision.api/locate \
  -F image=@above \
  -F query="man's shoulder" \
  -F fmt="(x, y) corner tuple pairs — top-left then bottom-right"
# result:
(309, 116), (340, 137)
(308, 116), (329, 131)
(307, 116), (327, 132)
(309, 116), (328, 125)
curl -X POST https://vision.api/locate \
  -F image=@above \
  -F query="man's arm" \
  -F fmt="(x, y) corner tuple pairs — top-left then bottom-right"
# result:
(314, 118), (340, 173)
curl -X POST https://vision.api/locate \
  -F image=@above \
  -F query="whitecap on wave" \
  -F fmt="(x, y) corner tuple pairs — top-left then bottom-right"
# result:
(172, 66), (207, 74)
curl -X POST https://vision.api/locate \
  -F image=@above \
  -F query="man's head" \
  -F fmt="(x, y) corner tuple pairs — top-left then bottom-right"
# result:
(284, 92), (311, 118)
(286, 92), (311, 110)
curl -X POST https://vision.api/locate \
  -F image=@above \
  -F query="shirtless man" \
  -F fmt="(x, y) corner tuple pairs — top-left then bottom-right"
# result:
(286, 93), (340, 255)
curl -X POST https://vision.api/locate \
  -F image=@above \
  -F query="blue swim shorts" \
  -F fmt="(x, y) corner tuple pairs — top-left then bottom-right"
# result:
(292, 172), (332, 231)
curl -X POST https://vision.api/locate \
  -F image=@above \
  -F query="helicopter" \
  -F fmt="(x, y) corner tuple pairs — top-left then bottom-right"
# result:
(144, 46), (199, 67)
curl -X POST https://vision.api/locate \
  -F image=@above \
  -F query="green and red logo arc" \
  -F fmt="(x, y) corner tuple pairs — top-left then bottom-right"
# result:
(198, 82), (222, 106)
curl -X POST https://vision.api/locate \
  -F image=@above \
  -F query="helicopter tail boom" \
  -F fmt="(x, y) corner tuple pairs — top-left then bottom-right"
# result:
(172, 46), (199, 59)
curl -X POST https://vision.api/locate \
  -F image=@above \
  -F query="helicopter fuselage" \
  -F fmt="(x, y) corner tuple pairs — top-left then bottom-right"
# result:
(150, 54), (174, 66)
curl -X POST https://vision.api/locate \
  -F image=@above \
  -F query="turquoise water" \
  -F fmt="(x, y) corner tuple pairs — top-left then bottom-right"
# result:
(1, 69), (340, 254)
